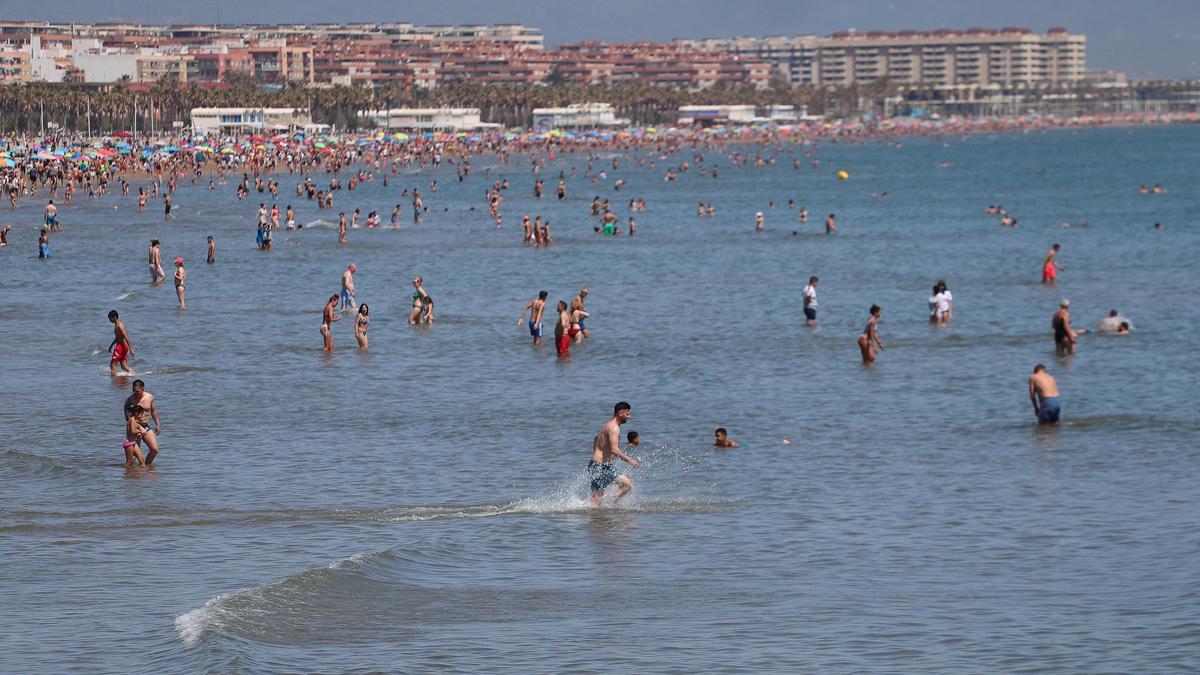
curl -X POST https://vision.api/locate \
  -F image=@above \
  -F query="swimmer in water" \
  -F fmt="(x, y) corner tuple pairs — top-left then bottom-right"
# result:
(714, 428), (739, 449)
(355, 304), (370, 349)
(173, 258), (186, 309)
(588, 401), (639, 507)
(108, 309), (135, 375)
(1052, 299), (1080, 356)
(1043, 243), (1063, 284)
(574, 288), (590, 339)
(518, 290), (548, 345)
(408, 277), (428, 325)
(207, 236), (215, 264)
(123, 405), (148, 468)
(340, 263), (357, 312)
(826, 213), (837, 234)
(858, 304), (885, 364)
(626, 430), (640, 448)
(554, 300), (571, 358)
(1096, 309), (1127, 333)
(1029, 364), (1061, 425)
(803, 276), (818, 326)
(755, 211), (764, 232)
(321, 294), (340, 351)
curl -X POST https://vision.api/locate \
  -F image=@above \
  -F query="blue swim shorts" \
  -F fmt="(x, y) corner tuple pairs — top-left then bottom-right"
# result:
(804, 307), (817, 321)
(1039, 397), (1061, 424)
(528, 320), (542, 337)
(587, 461), (616, 493)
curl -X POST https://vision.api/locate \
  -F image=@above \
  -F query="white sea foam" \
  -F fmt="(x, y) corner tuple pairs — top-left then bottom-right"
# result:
(174, 592), (233, 644)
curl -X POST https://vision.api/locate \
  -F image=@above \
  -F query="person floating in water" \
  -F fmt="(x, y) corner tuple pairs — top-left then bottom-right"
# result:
(588, 402), (640, 507)
(1029, 364), (1061, 425)
(714, 428), (739, 448)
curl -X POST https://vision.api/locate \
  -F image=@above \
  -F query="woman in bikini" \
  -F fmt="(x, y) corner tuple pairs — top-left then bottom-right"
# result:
(408, 277), (428, 325)
(858, 304), (885, 364)
(355, 304), (370, 349)
(321, 294), (340, 351)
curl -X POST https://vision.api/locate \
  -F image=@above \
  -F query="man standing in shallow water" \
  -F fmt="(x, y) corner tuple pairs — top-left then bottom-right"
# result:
(124, 379), (163, 465)
(589, 402), (640, 507)
(1029, 364), (1062, 425)
(108, 310), (134, 375)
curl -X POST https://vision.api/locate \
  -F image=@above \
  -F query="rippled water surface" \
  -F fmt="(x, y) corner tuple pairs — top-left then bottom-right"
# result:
(2, 125), (1199, 672)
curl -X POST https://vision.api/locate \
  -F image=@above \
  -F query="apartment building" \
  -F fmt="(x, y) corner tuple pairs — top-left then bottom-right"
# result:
(0, 46), (32, 82)
(684, 27), (1086, 88)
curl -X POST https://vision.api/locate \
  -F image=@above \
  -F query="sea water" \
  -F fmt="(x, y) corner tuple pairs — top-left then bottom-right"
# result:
(2, 125), (1198, 672)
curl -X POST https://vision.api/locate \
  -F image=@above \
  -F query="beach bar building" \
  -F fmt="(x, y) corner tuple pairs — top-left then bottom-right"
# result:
(190, 107), (312, 134)
(358, 108), (501, 131)
(531, 103), (630, 130)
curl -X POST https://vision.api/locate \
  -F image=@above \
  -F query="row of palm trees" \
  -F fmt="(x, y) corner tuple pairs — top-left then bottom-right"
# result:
(1, 78), (1191, 134)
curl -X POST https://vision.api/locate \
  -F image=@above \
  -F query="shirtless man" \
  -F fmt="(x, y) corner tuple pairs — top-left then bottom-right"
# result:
(44, 199), (59, 231)
(714, 428), (739, 448)
(518, 290), (548, 344)
(1043, 244), (1063, 284)
(826, 213), (837, 234)
(588, 401), (640, 507)
(148, 239), (164, 283)
(124, 379), (163, 464)
(340, 263), (358, 312)
(1052, 299), (1080, 355)
(554, 300), (571, 358)
(1029, 364), (1062, 425)
(107, 309), (135, 375)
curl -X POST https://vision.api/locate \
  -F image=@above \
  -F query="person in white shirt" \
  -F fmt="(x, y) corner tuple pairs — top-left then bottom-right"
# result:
(803, 276), (819, 326)
(937, 279), (953, 323)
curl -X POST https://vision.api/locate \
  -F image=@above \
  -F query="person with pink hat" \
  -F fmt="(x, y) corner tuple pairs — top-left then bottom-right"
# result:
(173, 257), (186, 309)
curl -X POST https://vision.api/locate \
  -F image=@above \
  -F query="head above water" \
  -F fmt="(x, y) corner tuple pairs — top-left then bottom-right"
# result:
(538, 291), (548, 300)
(131, 379), (145, 392)
(1060, 299), (1070, 308)
(1033, 364), (1046, 373)
(107, 310), (118, 321)
(614, 401), (631, 419)
(870, 304), (881, 316)
(359, 304), (369, 316)
(627, 431), (639, 444)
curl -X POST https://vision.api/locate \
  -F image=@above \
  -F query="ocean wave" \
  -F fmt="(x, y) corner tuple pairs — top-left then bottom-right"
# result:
(0, 448), (81, 479)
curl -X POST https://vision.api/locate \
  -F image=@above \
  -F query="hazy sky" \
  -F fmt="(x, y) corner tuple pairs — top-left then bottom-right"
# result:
(4, 0), (1197, 79)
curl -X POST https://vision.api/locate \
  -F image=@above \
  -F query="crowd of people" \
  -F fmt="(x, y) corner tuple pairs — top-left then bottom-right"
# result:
(0, 121), (1154, 490)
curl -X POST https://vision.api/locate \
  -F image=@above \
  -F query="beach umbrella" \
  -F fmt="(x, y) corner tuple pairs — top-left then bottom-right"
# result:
(0, 158), (13, 167)
(35, 151), (57, 160)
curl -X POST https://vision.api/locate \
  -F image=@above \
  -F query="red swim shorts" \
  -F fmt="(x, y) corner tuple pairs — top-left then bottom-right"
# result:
(556, 334), (570, 356)
(568, 326), (580, 339)
(111, 343), (128, 362)
(1042, 263), (1057, 281)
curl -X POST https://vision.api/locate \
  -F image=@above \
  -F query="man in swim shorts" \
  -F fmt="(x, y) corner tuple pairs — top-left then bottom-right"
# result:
(340, 263), (357, 312)
(1029, 364), (1061, 425)
(554, 300), (571, 358)
(1043, 243), (1063, 284)
(108, 309), (135, 375)
(574, 287), (590, 339)
(124, 379), (163, 464)
(518, 290), (548, 345)
(589, 401), (640, 507)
